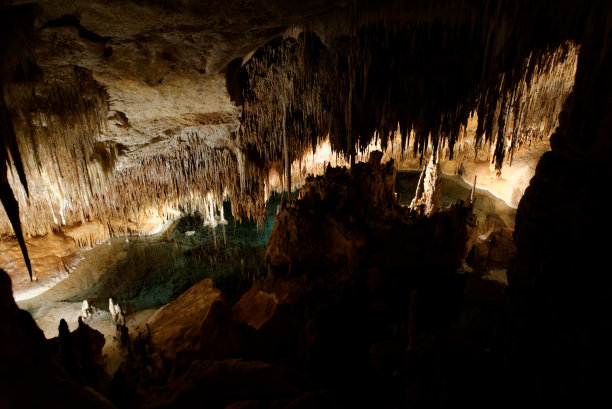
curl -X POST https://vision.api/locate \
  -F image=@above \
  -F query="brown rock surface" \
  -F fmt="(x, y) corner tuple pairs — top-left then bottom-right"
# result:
(232, 287), (279, 331)
(147, 278), (245, 364)
(139, 359), (298, 409)
(0, 231), (81, 294)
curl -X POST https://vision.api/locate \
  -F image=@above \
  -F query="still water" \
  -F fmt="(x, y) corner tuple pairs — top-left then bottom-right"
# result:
(21, 172), (515, 321)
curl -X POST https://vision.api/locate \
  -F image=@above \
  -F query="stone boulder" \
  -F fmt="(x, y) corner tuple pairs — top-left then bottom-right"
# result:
(468, 227), (516, 277)
(146, 278), (246, 371)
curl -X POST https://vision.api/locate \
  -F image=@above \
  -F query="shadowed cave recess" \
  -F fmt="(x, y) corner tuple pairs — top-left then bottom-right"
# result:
(0, 0), (611, 408)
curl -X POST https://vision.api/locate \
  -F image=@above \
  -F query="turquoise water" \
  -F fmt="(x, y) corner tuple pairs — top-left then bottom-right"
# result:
(63, 174), (513, 312)
(66, 195), (282, 310)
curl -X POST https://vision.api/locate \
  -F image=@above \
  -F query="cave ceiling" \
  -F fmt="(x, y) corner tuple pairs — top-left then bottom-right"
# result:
(9, 0), (348, 165)
(0, 0), (594, 266)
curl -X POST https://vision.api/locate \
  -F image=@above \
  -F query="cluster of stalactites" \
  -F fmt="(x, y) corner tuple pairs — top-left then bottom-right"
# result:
(0, 66), (113, 236)
(426, 39), (576, 167)
(95, 139), (269, 230)
(0, 127), (270, 238)
(239, 0), (580, 171)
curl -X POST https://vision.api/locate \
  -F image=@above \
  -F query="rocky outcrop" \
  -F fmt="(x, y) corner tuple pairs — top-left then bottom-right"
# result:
(146, 278), (247, 369)
(268, 153), (473, 281)
(0, 269), (114, 409)
(47, 317), (108, 391)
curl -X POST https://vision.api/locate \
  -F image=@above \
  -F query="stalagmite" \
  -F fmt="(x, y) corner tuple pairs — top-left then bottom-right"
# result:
(470, 175), (477, 204)
(81, 300), (92, 319)
(283, 108), (291, 198)
(410, 154), (442, 216)
(109, 298), (118, 321)
(412, 164), (426, 207)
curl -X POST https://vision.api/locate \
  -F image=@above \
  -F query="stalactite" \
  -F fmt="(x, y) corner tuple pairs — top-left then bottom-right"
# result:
(93, 138), (269, 231)
(0, 95), (33, 280)
(0, 66), (111, 237)
(1, 126), (272, 239)
(0, 4), (38, 280)
(239, 1), (580, 172)
(0, 0), (584, 260)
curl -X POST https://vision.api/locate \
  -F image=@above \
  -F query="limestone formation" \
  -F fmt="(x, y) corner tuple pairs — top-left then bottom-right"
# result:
(0, 0), (580, 259)
(409, 154), (442, 216)
(108, 298), (116, 320)
(81, 300), (93, 320)
(109, 298), (124, 325)
(0, 0), (610, 407)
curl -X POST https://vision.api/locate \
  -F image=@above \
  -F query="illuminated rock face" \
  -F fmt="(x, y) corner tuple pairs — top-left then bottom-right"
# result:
(410, 155), (442, 216)
(0, 0), (351, 241)
(0, 0), (581, 245)
(146, 277), (244, 363)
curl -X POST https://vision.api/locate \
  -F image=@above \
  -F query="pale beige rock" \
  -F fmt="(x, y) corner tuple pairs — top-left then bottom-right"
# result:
(410, 154), (442, 216)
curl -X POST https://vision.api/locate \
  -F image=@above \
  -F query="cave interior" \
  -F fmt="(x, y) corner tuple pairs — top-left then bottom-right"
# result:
(1, 0), (611, 408)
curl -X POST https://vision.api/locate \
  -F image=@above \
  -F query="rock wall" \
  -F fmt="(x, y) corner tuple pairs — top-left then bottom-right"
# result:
(507, 5), (612, 404)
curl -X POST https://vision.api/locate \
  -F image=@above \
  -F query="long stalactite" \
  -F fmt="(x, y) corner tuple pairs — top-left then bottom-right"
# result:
(0, 3), (39, 280)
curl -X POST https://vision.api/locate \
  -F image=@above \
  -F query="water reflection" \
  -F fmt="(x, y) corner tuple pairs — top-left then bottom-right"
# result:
(63, 195), (282, 310)
(38, 176), (514, 314)
(395, 171), (516, 231)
